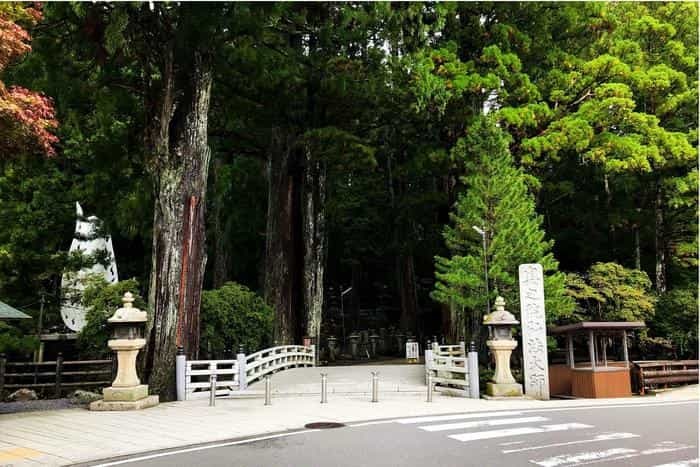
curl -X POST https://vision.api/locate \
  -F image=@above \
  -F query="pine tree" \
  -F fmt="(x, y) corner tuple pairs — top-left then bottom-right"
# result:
(433, 117), (573, 340)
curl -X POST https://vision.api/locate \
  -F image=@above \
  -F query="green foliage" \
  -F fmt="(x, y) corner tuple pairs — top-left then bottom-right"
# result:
(565, 262), (655, 322)
(0, 320), (39, 356)
(433, 117), (573, 330)
(200, 282), (273, 357)
(76, 277), (145, 359)
(652, 287), (698, 358)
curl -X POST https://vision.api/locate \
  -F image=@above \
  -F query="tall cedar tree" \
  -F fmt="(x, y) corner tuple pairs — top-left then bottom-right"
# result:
(433, 117), (572, 341)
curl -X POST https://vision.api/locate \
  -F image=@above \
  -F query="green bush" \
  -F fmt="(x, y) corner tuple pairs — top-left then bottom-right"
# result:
(651, 287), (698, 359)
(76, 277), (146, 359)
(200, 282), (273, 358)
(0, 321), (39, 357)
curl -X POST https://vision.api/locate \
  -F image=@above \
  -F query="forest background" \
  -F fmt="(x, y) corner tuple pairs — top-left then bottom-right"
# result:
(0, 2), (697, 397)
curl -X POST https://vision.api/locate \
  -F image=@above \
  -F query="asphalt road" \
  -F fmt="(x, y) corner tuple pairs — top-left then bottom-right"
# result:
(94, 400), (698, 467)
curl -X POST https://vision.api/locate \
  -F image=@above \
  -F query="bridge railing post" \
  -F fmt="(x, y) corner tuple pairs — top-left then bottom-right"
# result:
(176, 346), (186, 401)
(237, 345), (247, 391)
(468, 341), (479, 399)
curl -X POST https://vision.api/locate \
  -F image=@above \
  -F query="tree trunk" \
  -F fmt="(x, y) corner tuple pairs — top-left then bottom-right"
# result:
(603, 173), (617, 260)
(397, 253), (418, 334)
(264, 129), (301, 344)
(634, 225), (641, 270)
(145, 49), (213, 400)
(302, 148), (326, 344)
(654, 180), (667, 292)
(211, 158), (229, 289)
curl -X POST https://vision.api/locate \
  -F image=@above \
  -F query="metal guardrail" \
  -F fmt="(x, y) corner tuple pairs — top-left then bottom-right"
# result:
(178, 345), (315, 401)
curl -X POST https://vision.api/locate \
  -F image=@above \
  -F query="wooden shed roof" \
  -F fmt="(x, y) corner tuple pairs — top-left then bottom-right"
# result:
(549, 321), (646, 335)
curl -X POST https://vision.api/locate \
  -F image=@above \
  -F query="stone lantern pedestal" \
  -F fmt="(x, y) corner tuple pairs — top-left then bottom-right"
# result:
(90, 293), (159, 411)
(483, 297), (523, 398)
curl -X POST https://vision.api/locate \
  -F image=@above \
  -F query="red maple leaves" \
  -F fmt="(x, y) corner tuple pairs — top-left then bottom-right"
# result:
(0, 3), (58, 157)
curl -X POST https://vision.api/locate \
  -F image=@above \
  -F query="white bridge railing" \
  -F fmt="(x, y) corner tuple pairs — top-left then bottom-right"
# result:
(425, 342), (480, 399)
(176, 345), (315, 401)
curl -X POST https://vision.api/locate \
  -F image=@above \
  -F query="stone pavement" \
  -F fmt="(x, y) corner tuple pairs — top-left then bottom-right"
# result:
(235, 364), (427, 397)
(0, 371), (696, 467)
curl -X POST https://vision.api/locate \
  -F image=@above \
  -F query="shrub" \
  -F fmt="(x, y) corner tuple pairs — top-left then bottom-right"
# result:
(651, 287), (698, 359)
(76, 277), (146, 359)
(0, 320), (39, 357)
(200, 282), (273, 358)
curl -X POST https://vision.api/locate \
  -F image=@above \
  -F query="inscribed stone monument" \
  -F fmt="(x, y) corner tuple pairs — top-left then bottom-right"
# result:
(518, 263), (550, 400)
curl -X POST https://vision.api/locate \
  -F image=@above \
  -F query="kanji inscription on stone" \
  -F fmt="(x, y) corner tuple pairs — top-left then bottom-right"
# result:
(518, 263), (550, 400)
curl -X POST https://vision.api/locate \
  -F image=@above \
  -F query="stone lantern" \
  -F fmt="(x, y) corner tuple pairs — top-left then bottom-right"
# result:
(90, 292), (159, 410)
(483, 296), (523, 398)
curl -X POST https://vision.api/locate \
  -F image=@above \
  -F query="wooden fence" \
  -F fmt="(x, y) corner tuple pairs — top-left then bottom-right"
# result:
(178, 345), (315, 401)
(632, 360), (699, 395)
(0, 353), (114, 399)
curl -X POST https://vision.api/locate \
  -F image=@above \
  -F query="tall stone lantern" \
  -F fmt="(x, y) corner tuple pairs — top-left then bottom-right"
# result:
(483, 296), (523, 398)
(90, 292), (159, 410)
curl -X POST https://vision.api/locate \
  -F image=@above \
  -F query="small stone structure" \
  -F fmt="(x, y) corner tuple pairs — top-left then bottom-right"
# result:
(483, 297), (523, 397)
(90, 292), (158, 410)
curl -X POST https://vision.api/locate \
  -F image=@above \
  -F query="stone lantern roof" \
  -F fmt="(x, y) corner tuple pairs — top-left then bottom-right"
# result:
(483, 296), (519, 326)
(108, 292), (147, 323)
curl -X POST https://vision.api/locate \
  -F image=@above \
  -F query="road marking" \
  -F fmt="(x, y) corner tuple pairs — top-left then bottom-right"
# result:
(534, 443), (696, 467)
(348, 420), (394, 427)
(500, 441), (526, 446)
(449, 423), (593, 442)
(91, 429), (321, 466)
(0, 447), (43, 462)
(654, 459), (699, 467)
(420, 416), (548, 432)
(503, 432), (640, 454)
(395, 411), (523, 424)
(532, 448), (637, 467)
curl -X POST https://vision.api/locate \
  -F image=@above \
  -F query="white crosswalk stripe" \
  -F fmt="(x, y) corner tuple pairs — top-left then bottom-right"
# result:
(532, 448), (638, 467)
(448, 423), (593, 442)
(394, 411), (523, 424)
(654, 459), (700, 467)
(502, 432), (639, 454)
(531, 442), (695, 467)
(419, 416), (548, 432)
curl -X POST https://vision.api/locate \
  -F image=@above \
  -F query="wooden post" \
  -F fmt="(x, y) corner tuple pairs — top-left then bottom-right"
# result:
(588, 331), (596, 370)
(601, 335), (607, 367)
(0, 353), (6, 397)
(55, 352), (63, 398)
(622, 330), (629, 369)
(567, 334), (575, 369)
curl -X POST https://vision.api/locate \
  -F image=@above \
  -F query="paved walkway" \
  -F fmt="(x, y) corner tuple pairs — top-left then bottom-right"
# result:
(0, 369), (696, 467)
(238, 364), (426, 396)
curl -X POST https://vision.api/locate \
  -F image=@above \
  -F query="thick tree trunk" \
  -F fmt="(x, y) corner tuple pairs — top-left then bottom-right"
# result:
(145, 49), (212, 400)
(264, 129), (300, 344)
(654, 180), (667, 292)
(302, 149), (326, 344)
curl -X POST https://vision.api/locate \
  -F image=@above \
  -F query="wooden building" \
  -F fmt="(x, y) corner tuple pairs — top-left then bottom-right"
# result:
(549, 321), (645, 398)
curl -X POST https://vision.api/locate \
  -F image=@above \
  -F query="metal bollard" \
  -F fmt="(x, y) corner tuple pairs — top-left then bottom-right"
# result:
(371, 371), (379, 402)
(426, 371), (433, 402)
(209, 373), (217, 407)
(320, 373), (328, 404)
(264, 375), (272, 406)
